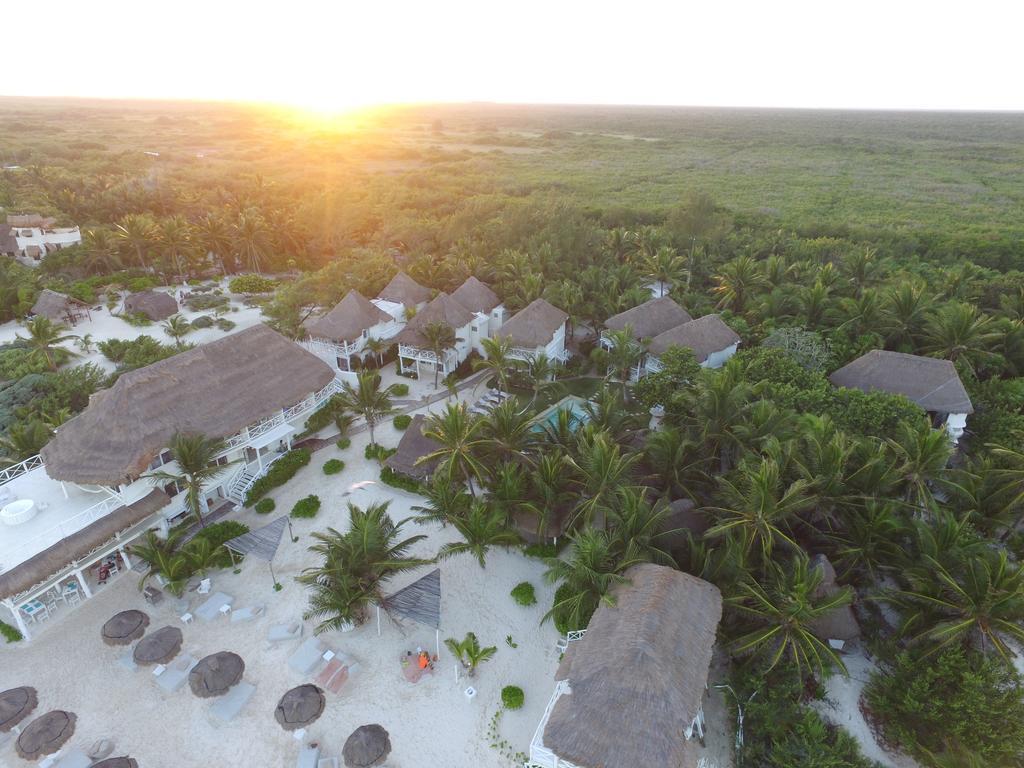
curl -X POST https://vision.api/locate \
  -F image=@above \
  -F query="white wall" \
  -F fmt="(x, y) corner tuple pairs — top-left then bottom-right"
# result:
(702, 342), (739, 369)
(945, 412), (968, 444)
(15, 226), (81, 253)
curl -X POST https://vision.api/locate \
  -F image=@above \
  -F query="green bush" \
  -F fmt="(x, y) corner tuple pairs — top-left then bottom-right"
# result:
(380, 466), (422, 492)
(229, 274), (277, 294)
(501, 686), (525, 710)
(0, 620), (23, 643)
(254, 498), (276, 514)
(336, 437), (351, 450)
(523, 542), (560, 560)
(244, 448), (311, 505)
(191, 315), (214, 329)
(393, 414), (412, 430)
(323, 459), (345, 475)
(301, 394), (345, 437)
(291, 494), (321, 519)
(392, 383), (410, 396)
(126, 276), (158, 293)
(552, 583), (593, 635)
(215, 318), (236, 331)
(365, 443), (397, 462)
(121, 312), (152, 327)
(189, 520), (250, 568)
(511, 582), (537, 606)
(186, 294), (229, 311)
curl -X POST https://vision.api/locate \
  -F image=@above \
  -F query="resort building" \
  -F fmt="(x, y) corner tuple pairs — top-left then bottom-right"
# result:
(829, 349), (973, 443)
(395, 293), (475, 379)
(5, 213), (81, 263)
(28, 289), (92, 326)
(123, 290), (179, 321)
(496, 298), (570, 364)
(376, 270), (432, 320)
(449, 276), (506, 355)
(645, 314), (742, 373)
(602, 296), (693, 379)
(304, 289), (404, 372)
(0, 324), (336, 640)
(529, 564), (722, 768)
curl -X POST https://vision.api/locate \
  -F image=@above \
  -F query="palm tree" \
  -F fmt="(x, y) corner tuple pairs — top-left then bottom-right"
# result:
(161, 314), (192, 349)
(420, 321), (457, 388)
(17, 316), (77, 371)
(642, 245), (686, 296)
(232, 207), (272, 274)
(420, 403), (488, 497)
(130, 530), (192, 596)
(444, 632), (497, 677)
(602, 327), (644, 398)
(567, 430), (639, 530)
(115, 213), (156, 271)
(481, 399), (534, 466)
(364, 336), (389, 368)
(642, 427), (707, 499)
(843, 247), (878, 297)
(474, 336), (519, 394)
(712, 254), (766, 313)
(0, 420), (52, 465)
(827, 501), (907, 583)
(437, 500), (521, 568)
(683, 362), (754, 473)
(921, 303), (999, 375)
(82, 228), (121, 274)
(195, 213), (234, 274)
(158, 215), (192, 280)
(145, 432), (235, 528)
(607, 487), (676, 565)
(882, 280), (932, 349)
(522, 352), (559, 409)
(336, 370), (398, 445)
(580, 387), (642, 444)
(525, 452), (573, 539)
(411, 476), (471, 527)
(886, 422), (953, 514)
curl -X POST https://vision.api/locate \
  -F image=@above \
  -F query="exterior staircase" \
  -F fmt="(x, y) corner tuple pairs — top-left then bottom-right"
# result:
(227, 465), (261, 505)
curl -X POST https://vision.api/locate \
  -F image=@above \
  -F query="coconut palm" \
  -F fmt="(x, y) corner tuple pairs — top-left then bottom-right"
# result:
(642, 427), (708, 499)
(420, 321), (457, 388)
(161, 314), (192, 349)
(480, 399), (534, 466)
(420, 403), (488, 497)
(826, 501), (907, 583)
(642, 245), (686, 296)
(683, 362), (754, 473)
(474, 335), (520, 395)
(232, 207), (272, 274)
(195, 213), (233, 274)
(0, 420), (52, 465)
(437, 500), (521, 568)
(115, 213), (156, 271)
(567, 430), (639, 530)
(82, 228), (121, 273)
(885, 422), (954, 514)
(17, 316), (78, 371)
(882, 280), (932, 349)
(524, 452), (573, 539)
(712, 254), (766, 313)
(580, 387), (642, 444)
(144, 432), (235, 528)
(602, 326), (645, 398)
(521, 352), (560, 409)
(444, 632), (497, 677)
(921, 303), (999, 375)
(130, 530), (192, 596)
(364, 336), (389, 368)
(336, 370), (398, 445)
(158, 215), (192, 280)
(607, 487), (676, 566)
(843, 247), (879, 297)
(411, 476), (471, 527)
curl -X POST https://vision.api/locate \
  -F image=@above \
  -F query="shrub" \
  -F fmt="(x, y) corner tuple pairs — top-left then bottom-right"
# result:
(215, 318), (236, 331)
(323, 459), (345, 475)
(552, 583), (593, 635)
(190, 315), (214, 329)
(393, 414), (412, 430)
(291, 494), (321, 519)
(254, 498), (276, 514)
(501, 686), (525, 710)
(380, 466), (422, 492)
(189, 520), (250, 568)
(244, 448), (311, 505)
(365, 443), (397, 462)
(301, 395), (345, 437)
(523, 542), (560, 560)
(0, 620), (23, 643)
(122, 312), (152, 327)
(510, 582), (537, 606)
(336, 437), (351, 450)
(186, 294), (229, 311)
(391, 383), (410, 396)
(229, 274), (277, 294)
(126, 276), (158, 293)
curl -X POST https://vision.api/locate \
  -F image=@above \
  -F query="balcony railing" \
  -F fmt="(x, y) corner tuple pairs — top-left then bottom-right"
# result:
(303, 337), (359, 359)
(0, 454), (44, 487)
(529, 680), (580, 768)
(222, 381), (342, 451)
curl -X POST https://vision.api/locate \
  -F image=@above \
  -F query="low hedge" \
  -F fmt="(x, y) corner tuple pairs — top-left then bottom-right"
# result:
(191, 315), (214, 329)
(301, 394), (345, 437)
(229, 274), (277, 294)
(291, 494), (321, 519)
(391, 383), (410, 396)
(510, 582), (537, 606)
(244, 448), (311, 506)
(0, 620), (23, 644)
(336, 437), (351, 450)
(254, 498), (276, 514)
(365, 443), (397, 462)
(393, 414), (412, 430)
(380, 466), (422, 492)
(501, 686), (525, 710)
(323, 459), (345, 475)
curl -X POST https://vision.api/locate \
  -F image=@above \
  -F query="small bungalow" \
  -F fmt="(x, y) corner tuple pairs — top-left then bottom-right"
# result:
(304, 289), (403, 372)
(530, 564), (722, 768)
(395, 292), (475, 379)
(377, 271), (432, 319)
(450, 276), (505, 355)
(383, 414), (441, 482)
(123, 290), (179, 321)
(496, 298), (569, 364)
(603, 296), (693, 343)
(828, 349), (973, 443)
(29, 289), (92, 326)
(646, 314), (741, 374)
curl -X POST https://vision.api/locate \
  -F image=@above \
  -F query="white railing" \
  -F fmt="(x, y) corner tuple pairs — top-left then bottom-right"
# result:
(222, 381), (342, 451)
(644, 354), (663, 374)
(228, 454), (286, 503)
(528, 680), (580, 768)
(0, 454), (44, 487)
(565, 629), (587, 642)
(303, 337), (359, 359)
(0, 493), (122, 571)
(398, 344), (446, 363)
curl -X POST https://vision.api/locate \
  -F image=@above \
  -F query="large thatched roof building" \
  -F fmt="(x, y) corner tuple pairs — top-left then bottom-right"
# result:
(829, 350), (973, 415)
(123, 290), (178, 321)
(394, 293), (474, 349)
(450, 276), (501, 314)
(378, 271), (432, 308)
(383, 415), (441, 482)
(604, 296), (692, 340)
(307, 290), (392, 343)
(647, 314), (742, 364)
(40, 324), (334, 485)
(533, 564), (722, 768)
(29, 290), (91, 325)
(496, 298), (568, 356)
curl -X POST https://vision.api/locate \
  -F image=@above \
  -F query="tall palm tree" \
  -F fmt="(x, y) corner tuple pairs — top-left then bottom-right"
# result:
(567, 430), (639, 530)
(420, 403), (488, 497)
(683, 362), (754, 473)
(480, 399), (534, 466)
(642, 245), (686, 296)
(420, 321), (457, 388)
(437, 500), (521, 568)
(606, 487), (676, 565)
(232, 207), (272, 274)
(642, 427), (708, 499)
(474, 335), (519, 395)
(525, 452), (572, 539)
(158, 215), (192, 280)
(921, 303), (999, 375)
(144, 432), (235, 528)
(886, 422), (954, 514)
(411, 476), (471, 527)
(364, 337), (389, 368)
(712, 254), (766, 314)
(17, 316), (77, 371)
(161, 314), (192, 349)
(194, 213), (234, 274)
(522, 352), (559, 409)
(602, 326), (645, 398)
(115, 213), (156, 271)
(882, 280), (932, 350)
(843, 247), (878, 297)
(826, 501), (907, 583)
(82, 228), (121, 274)
(336, 370), (398, 445)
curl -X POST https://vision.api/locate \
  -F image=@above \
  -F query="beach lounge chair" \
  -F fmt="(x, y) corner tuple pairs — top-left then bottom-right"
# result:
(470, 406), (490, 416)
(156, 654), (199, 693)
(210, 680), (256, 723)
(230, 605), (266, 623)
(117, 651), (138, 671)
(288, 637), (325, 675)
(268, 622), (303, 644)
(50, 748), (92, 767)
(195, 591), (234, 622)
(296, 744), (321, 768)
(317, 758), (339, 768)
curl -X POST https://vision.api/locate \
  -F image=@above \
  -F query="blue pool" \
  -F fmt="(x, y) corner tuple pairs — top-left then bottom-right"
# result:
(531, 396), (591, 432)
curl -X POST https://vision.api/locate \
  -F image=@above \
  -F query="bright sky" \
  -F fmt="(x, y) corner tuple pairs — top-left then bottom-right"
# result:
(3, 0), (1022, 112)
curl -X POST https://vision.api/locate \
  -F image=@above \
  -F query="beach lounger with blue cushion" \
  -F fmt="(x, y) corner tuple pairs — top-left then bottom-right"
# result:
(195, 591), (234, 622)
(288, 636), (325, 675)
(210, 680), (256, 723)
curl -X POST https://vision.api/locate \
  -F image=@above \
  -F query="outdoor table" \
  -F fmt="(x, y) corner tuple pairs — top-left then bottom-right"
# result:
(20, 601), (48, 622)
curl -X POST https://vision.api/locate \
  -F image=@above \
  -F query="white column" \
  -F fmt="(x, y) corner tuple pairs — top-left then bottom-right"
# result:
(118, 545), (132, 569)
(256, 451), (265, 472)
(74, 569), (93, 598)
(3, 598), (30, 641)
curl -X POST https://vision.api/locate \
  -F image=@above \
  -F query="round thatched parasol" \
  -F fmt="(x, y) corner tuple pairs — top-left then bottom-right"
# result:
(274, 685), (326, 731)
(101, 609), (150, 646)
(188, 652), (245, 698)
(342, 724), (391, 768)
(92, 758), (139, 768)
(0, 687), (37, 733)
(15, 710), (76, 760)
(132, 626), (182, 666)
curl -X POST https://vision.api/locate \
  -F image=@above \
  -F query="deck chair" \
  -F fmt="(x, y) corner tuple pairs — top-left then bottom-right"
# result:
(210, 680), (256, 723)
(196, 578), (212, 594)
(230, 605), (265, 623)
(288, 637), (325, 675)
(317, 758), (340, 768)
(156, 654), (198, 693)
(50, 748), (92, 767)
(296, 744), (321, 768)
(268, 622), (303, 644)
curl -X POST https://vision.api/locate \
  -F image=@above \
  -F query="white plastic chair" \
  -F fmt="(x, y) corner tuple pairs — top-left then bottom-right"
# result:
(197, 578), (212, 595)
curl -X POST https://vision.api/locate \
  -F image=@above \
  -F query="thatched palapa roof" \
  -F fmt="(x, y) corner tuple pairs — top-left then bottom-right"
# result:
(383, 415), (441, 481)
(124, 290), (178, 321)
(604, 296), (692, 340)
(7, 214), (55, 228)
(378, 271), (432, 307)
(450, 276), (501, 314)
(829, 349), (973, 414)
(0, 224), (17, 254)
(307, 290), (392, 343)
(394, 293), (473, 348)
(29, 289), (89, 322)
(41, 324), (334, 485)
(648, 314), (741, 362)
(497, 298), (568, 349)
(543, 564), (722, 768)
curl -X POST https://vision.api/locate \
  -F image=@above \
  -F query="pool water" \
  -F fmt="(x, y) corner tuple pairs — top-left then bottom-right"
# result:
(531, 396), (591, 432)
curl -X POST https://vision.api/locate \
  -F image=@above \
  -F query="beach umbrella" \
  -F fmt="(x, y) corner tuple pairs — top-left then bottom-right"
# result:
(0, 686), (37, 733)
(224, 516), (289, 587)
(15, 710), (76, 760)
(92, 758), (139, 768)
(101, 609), (150, 646)
(189, 652), (245, 698)
(342, 724), (391, 768)
(274, 684), (326, 731)
(132, 626), (182, 666)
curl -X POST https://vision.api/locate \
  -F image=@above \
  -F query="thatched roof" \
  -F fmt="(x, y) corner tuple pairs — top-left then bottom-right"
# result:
(808, 554), (860, 642)
(394, 293), (473, 348)
(450, 276), (500, 314)
(0, 224), (17, 254)
(16, 710), (75, 760)
(275, 684), (326, 731)
(378, 271), (432, 307)
(383, 415), (441, 481)
(124, 290), (178, 321)
(133, 626), (183, 666)
(829, 349), (973, 414)
(648, 314), (741, 361)
(343, 724), (392, 767)
(189, 651), (245, 698)
(307, 290), (392, 343)
(604, 297), (692, 340)
(497, 298), (568, 348)
(41, 324), (334, 485)
(383, 568), (441, 629)
(29, 289), (89, 322)
(7, 214), (54, 228)
(0, 489), (169, 600)
(543, 564), (722, 768)
(101, 609), (150, 646)
(0, 687), (37, 733)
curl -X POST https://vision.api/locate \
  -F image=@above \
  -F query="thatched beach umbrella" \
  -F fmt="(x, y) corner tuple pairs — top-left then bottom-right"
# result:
(92, 758), (139, 768)
(274, 685), (325, 731)
(0, 687), (37, 733)
(342, 724), (391, 768)
(132, 626), (182, 666)
(101, 609), (150, 646)
(188, 652), (244, 698)
(15, 710), (76, 760)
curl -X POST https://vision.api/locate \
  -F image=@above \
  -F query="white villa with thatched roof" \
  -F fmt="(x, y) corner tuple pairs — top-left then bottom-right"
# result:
(395, 293), (476, 379)
(6, 213), (81, 264)
(496, 298), (569, 364)
(303, 289), (405, 372)
(646, 313), (742, 374)
(376, 270), (432, 319)
(529, 564), (722, 768)
(601, 296), (694, 379)
(0, 324), (336, 640)
(449, 276), (506, 355)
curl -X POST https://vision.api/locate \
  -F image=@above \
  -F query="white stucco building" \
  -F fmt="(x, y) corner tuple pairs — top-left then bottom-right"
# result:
(496, 298), (570, 364)
(645, 314), (742, 374)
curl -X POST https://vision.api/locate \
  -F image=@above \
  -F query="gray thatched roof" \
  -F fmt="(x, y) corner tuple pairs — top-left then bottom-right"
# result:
(543, 564), (722, 768)
(124, 290), (178, 321)
(604, 296), (692, 340)
(383, 415), (440, 481)
(378, 271), (432, 307)
(648, 314), (741, 361)
(497, 298), (568, 348)
(0, 489), (170, 600)
(307, 290), (392, 343)
(383, 568), (441, 629)
(133, 625), (182, 665)
(29, 289), (89, 322)
(343, 724), (392, 768)
(450, 276), (500, 314)
(0, 687), (37, 734)
(189, 651), (245, 698)
(101, 609), (150, 646)
(394, 293), (473, 348)
(225, 516), (288, 562)
(16, 710), (75, 760)
(7, 214), (54, 228)
(41, 324), (334, 485)
(829, 349), (973, 414)
(0, 224), (17, 254)
(275, 684), (326, 731)
(809, 554), (860, 642)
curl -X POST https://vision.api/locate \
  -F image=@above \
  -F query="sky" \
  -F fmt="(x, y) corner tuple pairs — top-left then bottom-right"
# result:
(3, 0), (1022, 112)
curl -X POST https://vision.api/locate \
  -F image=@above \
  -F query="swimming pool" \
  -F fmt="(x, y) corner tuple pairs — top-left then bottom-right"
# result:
(531, 395), (591, 432)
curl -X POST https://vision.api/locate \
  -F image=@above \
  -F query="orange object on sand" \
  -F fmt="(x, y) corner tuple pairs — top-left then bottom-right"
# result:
(418, 653), (429, 669)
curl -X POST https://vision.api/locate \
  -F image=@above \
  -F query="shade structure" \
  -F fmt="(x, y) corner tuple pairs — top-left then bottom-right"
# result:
(15, 710), (76, 760)
(101, 609), (150, 646)
(0, 686), (37, 733)
(383, 568), (440, 629)
(92, 759), (139, 768)
(274, 684), (326, 731)
(342, 724), (391, 768)
(225, 516), (289, 585)
(189, 652), (245, 698)
(132, 626), (183, 666)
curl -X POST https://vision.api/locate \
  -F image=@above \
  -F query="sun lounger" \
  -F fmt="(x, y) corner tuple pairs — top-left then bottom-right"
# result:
(210, 680), (256, 723)
(230, 605), (265, 623)
(470, 406), (490, 416)
(51, 748), (92, 768)
(117, 651), (138, 671)
(288, 636), (325, 675)
(156, 654), (198, 693)
(296, 744), (321, 768)
(195, 591), (234, 622)
(317, 758), (339, 768)
(268, 622), (303, 644)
